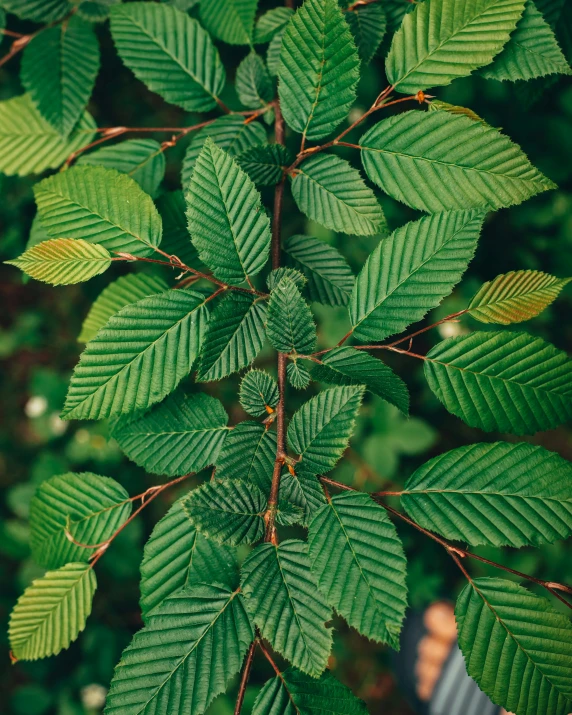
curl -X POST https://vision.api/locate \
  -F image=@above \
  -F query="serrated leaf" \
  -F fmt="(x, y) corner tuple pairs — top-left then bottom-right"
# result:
(184, 479), (266, 545)
(360, 111), (556, 212)
(276, 501), (305, 527)
(239, 370), (279, 416)
(287, 360), (312, 389)
(278, 0), (360, 141)
(402, 441), (572, 547)
(187, 140), (272, 285)
(105, 585), (253, 715)
(345, 2), (387, 64)
(110, 3), (225, 112)
(308, 492), (408, 648)
(292, 154), (386, 236)
(21, 16), (100, 138)
(386, 0), (526, 93)
(281, 470), (327, 526)
(216, 421), (277, 493)
(236, 52), (274, 108)
(156, 190), (202, 269)
(349, 210), (483, 341)
(241, 540), (333, 677)
(267, 25), (288, 76)
(9, 563), (96, 661)
(237, 144), (292, 186)
(29, 472), (130, 569)
(62, 288), (209, 421)
(468, 270), (571, 324)
(535, 0), (566, 26)
(266, 277), (317, 354)
(427, 99), (490, 125)
(140, 498), (238, 619)
(424, 330), (572, 434)
(456, 578), (572, 715)
(6, 239), (111, 286)
(287, 385), (364, 474)
(34, 165), (162, 257)
(198, 293), (267, 382)
(254, 6), (294, 43)
(313, 347), (409, 414)
(111, 391), (229, 477)
(200, 0), (257, 45)
(0, 0), (72, 22)
(267, 267), (307, 292)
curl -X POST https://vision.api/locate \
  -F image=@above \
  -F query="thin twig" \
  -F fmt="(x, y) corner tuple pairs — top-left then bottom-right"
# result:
(234, 641), (258, 715)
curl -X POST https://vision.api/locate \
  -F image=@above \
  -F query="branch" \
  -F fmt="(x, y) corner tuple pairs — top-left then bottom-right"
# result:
(234, 640), (258, 715)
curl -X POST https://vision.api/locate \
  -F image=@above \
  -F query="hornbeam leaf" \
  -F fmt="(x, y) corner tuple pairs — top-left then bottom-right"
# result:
(29, 472), (131, 569)
(9, 563), (96, 661)
(266, 277), (317, 354)
(0, 0), (72, 22)
(184, 479), (267, 545)
(34, 165), (163, 257)
(456, 578), (572, 715)
(278, 0), (360, 141)
(111, 391), (229, 477)
(267, 267), (307, 292)
(241, 540), (333, 677)
(281, 470), (327, 526)
(156, 191), (202, 269)
(308, 492), (408, 648)
(236, 52), (274, 109)
(267, 25), (288, 76)
(110, 3), (226, 112)
(77, 0), (119, 23)
(386, 0), (527, 93)
(187, 140), (272, 285)
(237, 144), (292, 186)
(6, 239), (111, 286)
(239, 370), (279, 417)
(105, 585), (253, 715)
(292, 154), (386, 236)
(349, 210), (484, 341)
(468, 270), (571, 324)
(287, 359), (312, 390)
(140, 498), (238, 619)
(200, 0), (258, 46)
(360, 111), (556, 212)
(62, 289), (209, 421)
(345, 2), (387, 64)
(427, 99), (490, 125)
(215, 421), (277, 493)
(424, 331), (572, 434)
(402, 441), (572, 547)
(254, 7), (294, 43)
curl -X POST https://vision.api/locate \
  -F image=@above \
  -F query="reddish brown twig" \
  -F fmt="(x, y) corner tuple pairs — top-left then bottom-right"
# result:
(234, 641), (258, 715)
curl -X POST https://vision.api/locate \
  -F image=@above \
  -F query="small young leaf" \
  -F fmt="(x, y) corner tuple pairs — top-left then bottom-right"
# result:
(216, 421), (277, 493)
(237, 144), (292, 186)
(345, 2), (387, 64)
(427, 99), (490, 125)
(254, 6), (294, 43)
(239, 370), (279, 417)
(287, 360), (312, 389)
(281, 470), (327, 526)
(275, 501), (305, 527)
(266, 277), (317, 354)
(267, 267), (307, 292)
(236, 52), (274, 109)
(200, 0), (257, 46)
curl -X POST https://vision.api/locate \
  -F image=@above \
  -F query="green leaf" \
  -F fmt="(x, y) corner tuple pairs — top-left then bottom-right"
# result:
(156, 190), (202, 269)
(21, 16), (99, 138)
(184, 479), (267, 545)
(77, 0), (119, 23)
(6, 239), (111, 286)
(241, 540), (333, 677)
(278, 0), (360, 141)
(9, 563), (96, 661)
(34, 165), (162, 257)
(308, 492), (408, 648)
(345, 2), (387, 64)
(187, 139), (272, 285)
(360, 111), (556, 212)
(427, 98), (490, 125)
(78, 273), (168, 343)
(216, 421), (277, 493)
(402, 441), (572, 547)
(535, 0), (566, 26)
(197, 293), (267, 382)
(29, 472), (130, 569)
(284, 234), (354, 307)
(287, 385), (365, 474)
(236, 52), (274, 108)
(468, 269), (571, 324)
(111, 391), (229, 477)
(62, 288), (209, 421)
(140, 498), (238, 619)
(0, 94), (96, 177)
(281, 470), (327, 526)
(254, 7), (294, 43)
(267, 25), (288, 76)
(0, 0), (72, 22)
(252, 667), (369, 715)
(386, 0), (526, 93)
(105, 585), (253, 715)
(276, 501), (305, 527)
(349, 210), (484, 341)
(481, 0), (572, 82)
(110, 2), (225, 112)
(267, 267), (307, 292)
(424, 331), (572, 434)
(200, 0), (257, 45)
(287, 360), (312, 389)
(313, 347), (409, 414)
(266, 277), (317, 354)
(239, 369), (279, 417)
(456, 578), (572, 715)
(237, 143), (292, 186)
(78, 139), (166, 198)
(292, 154), (386, 236)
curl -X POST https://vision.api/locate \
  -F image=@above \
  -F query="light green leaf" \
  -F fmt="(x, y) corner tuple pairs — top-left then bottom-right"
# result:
(287, 360), (312, 389)
(254, 7), (294, 43)
(349, 210), (484, 341)
(267, 267), (307, 292)
(236, 51), (274, 108)
(427, 98), (490, 125)
(345, 2), (387, 64)
(308, 492), (408, 648)
(62, 288), (209, 421)
(29, 472), (130, 569)
(456, 578), (572, 715)
(110, 2), (225, 111)
(424, 331), (572, 434)
(156, 191), (202, 269)
(402, 441), (572, 547)
(266, 277), (317, 354)
(239, 369), (279, 417)
(187, 139), (272, 285)
(278, 0), (360, 141)
(105, 585), (253, 715)
(361, 111), (556, 212)
(34, 165), (163, 257)
(267, 24), (288, 76)
(216, 421), (277, 493)
(237, 143), (292, 186)
(241, 540), (333, 677)
(200, 0), (257, 45)
(386, 0), (526, 93)
(9, 563), (96, 661)
(0, 0), (72, 22)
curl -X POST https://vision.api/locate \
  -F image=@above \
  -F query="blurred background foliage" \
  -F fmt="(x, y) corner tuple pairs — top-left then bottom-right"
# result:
(1, 1), (572, 713)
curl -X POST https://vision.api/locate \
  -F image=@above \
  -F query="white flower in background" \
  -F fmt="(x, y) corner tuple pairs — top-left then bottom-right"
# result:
(81, 683), (107, 710)
(24, 395), (48, 418)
